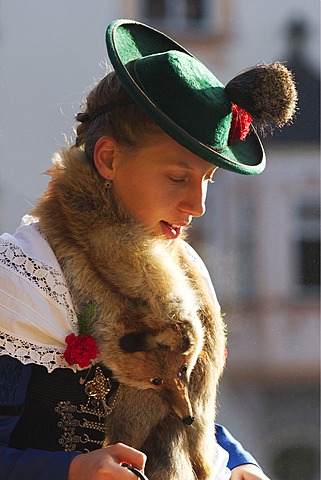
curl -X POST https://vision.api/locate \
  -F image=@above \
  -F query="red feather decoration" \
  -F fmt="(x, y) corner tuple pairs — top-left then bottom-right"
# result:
(228, 103), (253, 144)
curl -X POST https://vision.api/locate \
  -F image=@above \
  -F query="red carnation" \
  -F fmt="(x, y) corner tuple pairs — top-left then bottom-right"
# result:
(229, 103), (253, 144)
(63, 333), (100, 368)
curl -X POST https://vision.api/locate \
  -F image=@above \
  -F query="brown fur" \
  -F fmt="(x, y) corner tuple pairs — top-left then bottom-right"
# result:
(33, 148), (226, 479)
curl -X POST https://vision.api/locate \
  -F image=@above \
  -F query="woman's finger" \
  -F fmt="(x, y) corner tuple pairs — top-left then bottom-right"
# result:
(107, 443), (147, 471)
(122, 464), (149, 480)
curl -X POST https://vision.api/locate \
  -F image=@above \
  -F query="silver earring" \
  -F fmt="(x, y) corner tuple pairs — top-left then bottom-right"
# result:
(104, 179), (112, 189)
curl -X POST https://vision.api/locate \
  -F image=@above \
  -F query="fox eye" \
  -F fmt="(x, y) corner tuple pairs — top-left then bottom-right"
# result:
(179, 364), (188, 376)
(150, 378), (164, 386)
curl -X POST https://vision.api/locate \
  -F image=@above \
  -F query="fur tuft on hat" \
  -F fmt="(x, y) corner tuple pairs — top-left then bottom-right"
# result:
(225, 62), (298, 133)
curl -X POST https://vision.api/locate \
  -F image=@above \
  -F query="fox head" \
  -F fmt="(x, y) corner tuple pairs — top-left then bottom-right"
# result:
(111, 324), (204, 425)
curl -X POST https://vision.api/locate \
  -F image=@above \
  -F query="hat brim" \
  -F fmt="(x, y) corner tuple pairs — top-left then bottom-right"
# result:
(106, 19), (266, 175)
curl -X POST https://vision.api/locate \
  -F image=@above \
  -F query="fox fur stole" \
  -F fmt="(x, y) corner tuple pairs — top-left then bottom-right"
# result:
(32, 147), (226, 480)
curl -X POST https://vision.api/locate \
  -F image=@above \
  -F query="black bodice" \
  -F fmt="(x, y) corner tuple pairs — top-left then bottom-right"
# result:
(9, 363), (118, 453)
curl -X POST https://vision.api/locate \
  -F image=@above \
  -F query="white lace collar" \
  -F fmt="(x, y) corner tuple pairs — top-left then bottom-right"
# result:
(0, 216), (79, 372)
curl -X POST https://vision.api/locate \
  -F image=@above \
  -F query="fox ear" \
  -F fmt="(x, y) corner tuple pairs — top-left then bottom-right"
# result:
(119, 332), (148, 352)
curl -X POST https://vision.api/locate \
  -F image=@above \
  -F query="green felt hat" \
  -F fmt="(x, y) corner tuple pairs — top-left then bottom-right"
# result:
(105, 20), (296, 175)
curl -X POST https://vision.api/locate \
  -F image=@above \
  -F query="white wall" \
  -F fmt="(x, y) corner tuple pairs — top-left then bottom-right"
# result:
(0, 0), (121, 233)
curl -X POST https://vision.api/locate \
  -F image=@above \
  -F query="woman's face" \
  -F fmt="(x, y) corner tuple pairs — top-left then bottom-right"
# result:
(102, 132), (217, 239)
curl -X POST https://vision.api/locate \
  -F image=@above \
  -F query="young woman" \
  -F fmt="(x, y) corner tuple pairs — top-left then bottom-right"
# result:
(0, 19), (296, 480)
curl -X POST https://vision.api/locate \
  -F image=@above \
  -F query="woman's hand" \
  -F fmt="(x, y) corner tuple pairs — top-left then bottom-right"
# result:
(231, 464), (271, 480)
(68, 443), (147, 480)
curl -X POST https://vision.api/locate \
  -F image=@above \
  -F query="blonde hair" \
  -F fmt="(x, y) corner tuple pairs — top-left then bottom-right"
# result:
(75, 71), (161, 166)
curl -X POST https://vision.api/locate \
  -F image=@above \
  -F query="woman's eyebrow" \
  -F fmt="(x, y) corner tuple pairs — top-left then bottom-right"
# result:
(167, 161), (218, 176)
(169, 161), (193, 170)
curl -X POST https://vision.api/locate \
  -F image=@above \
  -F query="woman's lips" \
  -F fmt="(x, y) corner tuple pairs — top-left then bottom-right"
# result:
(160, 221), (182, 239)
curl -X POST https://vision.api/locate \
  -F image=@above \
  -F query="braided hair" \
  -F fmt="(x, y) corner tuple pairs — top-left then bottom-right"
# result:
(75, 71), (161, 167)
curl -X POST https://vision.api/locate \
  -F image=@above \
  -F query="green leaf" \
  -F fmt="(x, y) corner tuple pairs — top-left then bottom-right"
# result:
(77, 303), (96, 335)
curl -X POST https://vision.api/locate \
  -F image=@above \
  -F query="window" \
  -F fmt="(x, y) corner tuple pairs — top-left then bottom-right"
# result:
(142, 0), (212, 32)
(144, 0), (166, 20)
(294, 199), (320, 294)
(237, 199), (257, 300)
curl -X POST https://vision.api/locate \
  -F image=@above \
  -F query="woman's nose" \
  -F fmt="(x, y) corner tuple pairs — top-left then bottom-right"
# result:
(178, 184), (207, 218)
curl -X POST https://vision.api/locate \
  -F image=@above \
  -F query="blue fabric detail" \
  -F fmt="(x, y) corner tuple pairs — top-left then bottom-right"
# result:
(0, 446), (80, 480)
(0, 356), (80, 480)
(0, 356), (32, 405)
(216, 424), (259, 470)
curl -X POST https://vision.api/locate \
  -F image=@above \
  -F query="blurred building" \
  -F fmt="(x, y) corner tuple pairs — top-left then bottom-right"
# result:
(181, 5), (320, 480)
(1, 1), (320, 479)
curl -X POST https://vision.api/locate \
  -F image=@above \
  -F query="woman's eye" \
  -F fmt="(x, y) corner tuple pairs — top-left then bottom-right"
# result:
(169, 177), (185, 183)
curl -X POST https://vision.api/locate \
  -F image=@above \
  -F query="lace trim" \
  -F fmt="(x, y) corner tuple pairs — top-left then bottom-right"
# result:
(0, 331), (71, 371)
(0, 239), (79, 372)
(0, 241), (77, 323)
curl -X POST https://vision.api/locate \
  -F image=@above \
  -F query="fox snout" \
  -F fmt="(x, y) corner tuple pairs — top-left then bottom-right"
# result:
(164, 377), (194, 426)
(118, 329), (200, 426)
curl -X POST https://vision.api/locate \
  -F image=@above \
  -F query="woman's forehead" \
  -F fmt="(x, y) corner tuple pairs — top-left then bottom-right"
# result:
(137, 132), (218, 173)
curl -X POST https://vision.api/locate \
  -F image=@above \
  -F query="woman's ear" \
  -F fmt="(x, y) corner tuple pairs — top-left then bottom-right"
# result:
(93, 136), (118, 180)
